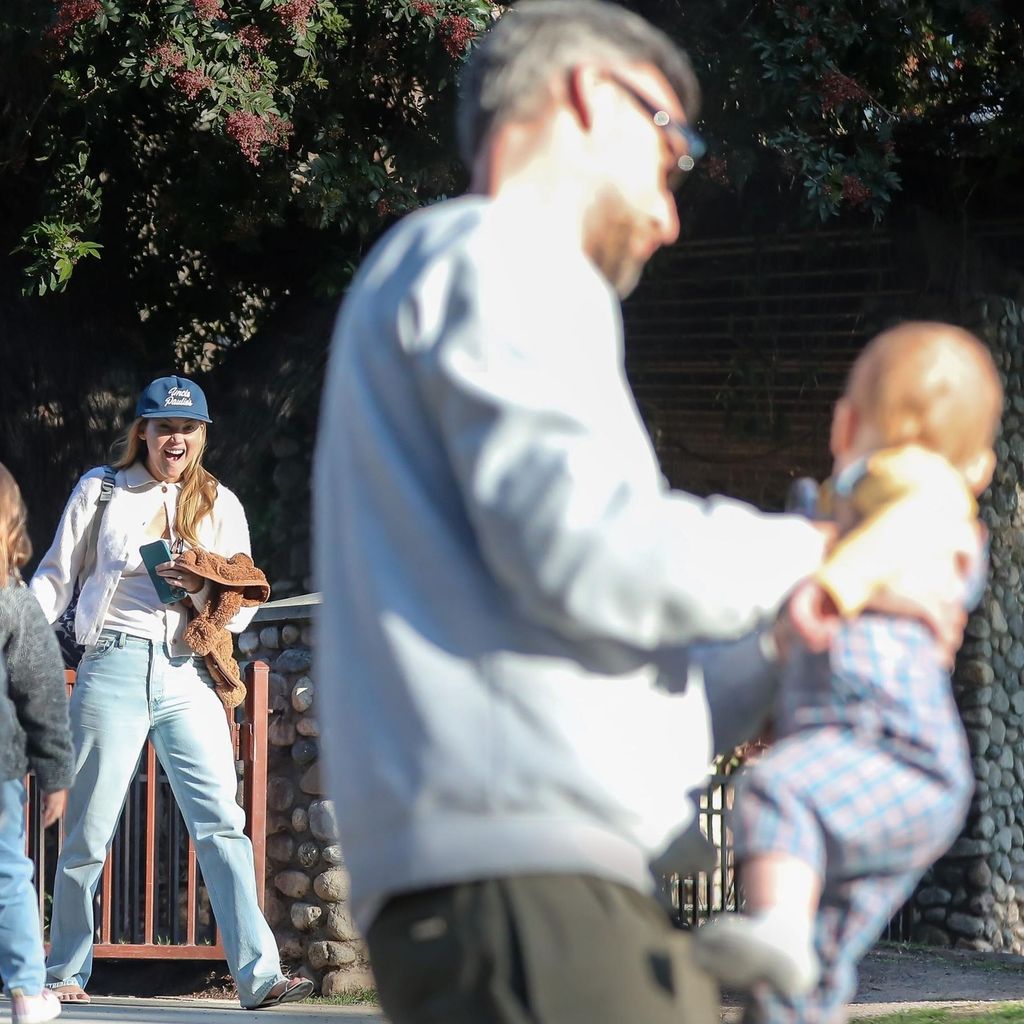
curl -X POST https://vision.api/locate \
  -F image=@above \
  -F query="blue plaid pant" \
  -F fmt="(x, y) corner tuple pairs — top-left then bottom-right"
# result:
(733, 617), (974, 1024)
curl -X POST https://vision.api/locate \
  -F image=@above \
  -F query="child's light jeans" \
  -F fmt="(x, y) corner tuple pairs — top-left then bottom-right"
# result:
(0, 779), (47, 994)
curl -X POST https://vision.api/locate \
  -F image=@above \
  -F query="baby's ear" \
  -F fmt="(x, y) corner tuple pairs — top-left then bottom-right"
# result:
(830, 397), (857, 460)
(963, 448), (996, 496)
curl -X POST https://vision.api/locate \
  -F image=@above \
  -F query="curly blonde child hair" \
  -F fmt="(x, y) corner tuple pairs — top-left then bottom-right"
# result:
(0, 464), (31, 587)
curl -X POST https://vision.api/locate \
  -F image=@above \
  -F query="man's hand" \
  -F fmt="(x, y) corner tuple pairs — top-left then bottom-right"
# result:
(41, 789), (67, 829)
(783, 519), (980, 668)
(772, 520), (839, 662)
(786, 580), (839, 654)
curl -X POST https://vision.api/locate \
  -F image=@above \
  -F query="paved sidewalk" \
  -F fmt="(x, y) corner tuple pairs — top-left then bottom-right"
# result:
(0, 998), (384, 1022)
(30, 995), (1024, 1023)
(8, 992), (1023, 1022)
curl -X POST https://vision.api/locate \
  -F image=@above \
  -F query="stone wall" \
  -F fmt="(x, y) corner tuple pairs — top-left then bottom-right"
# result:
(237, 594), (373, 996)
(908, 296), (1024, 952)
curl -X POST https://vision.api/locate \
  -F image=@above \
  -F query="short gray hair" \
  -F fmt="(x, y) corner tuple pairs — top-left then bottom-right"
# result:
(457, 0), (700, 167)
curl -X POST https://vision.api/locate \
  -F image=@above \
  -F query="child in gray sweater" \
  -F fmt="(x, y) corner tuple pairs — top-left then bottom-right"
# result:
(0, 462), (73, 1024)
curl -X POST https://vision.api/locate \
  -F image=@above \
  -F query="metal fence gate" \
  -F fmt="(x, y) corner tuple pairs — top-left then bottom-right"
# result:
(664, 772), (737, 929)
(26, 660), (269, 960)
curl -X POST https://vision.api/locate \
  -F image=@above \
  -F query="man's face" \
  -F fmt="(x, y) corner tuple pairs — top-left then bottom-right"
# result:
(582, 64), (692, 298)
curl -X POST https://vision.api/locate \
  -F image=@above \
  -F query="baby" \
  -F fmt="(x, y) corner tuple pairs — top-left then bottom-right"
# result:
(694, 322), (1003, 1024)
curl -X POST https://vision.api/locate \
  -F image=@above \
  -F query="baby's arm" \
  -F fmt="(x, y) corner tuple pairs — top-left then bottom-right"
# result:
(792, 483), (979, 652)
(816, 492), (943, 617)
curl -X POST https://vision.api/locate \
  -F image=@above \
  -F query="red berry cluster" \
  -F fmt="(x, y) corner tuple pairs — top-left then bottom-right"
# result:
(237, 25), (270, 51)
(440, 14), (473, 58)
(225, 110), (294, 166)
(45, 0), (101, 46)
(275, 0), (317, 34)
(238, 53), (264, 88)
(841, 173), (871, 208)
(965, 8), (991, 28)
(152, 42), (186, 70)
(412, 0), (437, 15)
(793, 4), (811, 19)
(192, 0), (224, 20)
(172, 67), (214, 100)
(376, 198), (392, 216)
(819, 69), (867, 113)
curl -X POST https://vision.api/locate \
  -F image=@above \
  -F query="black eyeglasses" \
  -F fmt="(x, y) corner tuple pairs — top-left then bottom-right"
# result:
(603, 72), (706, 175)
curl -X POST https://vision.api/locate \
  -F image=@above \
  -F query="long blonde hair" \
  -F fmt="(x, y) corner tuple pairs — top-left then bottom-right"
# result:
(111, 418), (220, 549)
(0, 463), (32, 587)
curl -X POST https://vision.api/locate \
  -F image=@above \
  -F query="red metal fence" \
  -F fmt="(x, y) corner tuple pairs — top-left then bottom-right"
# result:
(26, 660), (269, 960)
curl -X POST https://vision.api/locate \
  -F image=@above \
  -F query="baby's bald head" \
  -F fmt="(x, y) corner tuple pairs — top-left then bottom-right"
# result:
(846, 321), (1003, 479)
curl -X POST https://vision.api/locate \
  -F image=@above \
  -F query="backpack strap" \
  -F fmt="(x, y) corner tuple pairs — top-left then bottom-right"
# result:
(79, 466), (117, 585)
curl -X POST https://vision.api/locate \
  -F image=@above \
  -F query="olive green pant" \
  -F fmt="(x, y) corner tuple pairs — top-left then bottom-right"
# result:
(366, 874), (719, 1024)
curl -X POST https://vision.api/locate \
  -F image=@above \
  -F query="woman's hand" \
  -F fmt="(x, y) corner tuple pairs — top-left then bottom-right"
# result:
(155, 558), (204, 596)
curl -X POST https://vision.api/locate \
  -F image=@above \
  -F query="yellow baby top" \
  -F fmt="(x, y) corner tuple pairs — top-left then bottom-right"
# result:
(815, 444), (978, 617)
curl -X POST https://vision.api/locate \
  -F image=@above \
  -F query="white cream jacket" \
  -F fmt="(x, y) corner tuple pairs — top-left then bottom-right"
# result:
(31, 462), (256, 650)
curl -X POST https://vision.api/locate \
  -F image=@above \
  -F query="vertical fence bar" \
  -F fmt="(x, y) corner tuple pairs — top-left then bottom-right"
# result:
(243, 661), (269, 910)
(671, 772), (735, 928)
(143, 744), (157, 945)
(186, 840), (198, 945)
(100, 844), (113, 944)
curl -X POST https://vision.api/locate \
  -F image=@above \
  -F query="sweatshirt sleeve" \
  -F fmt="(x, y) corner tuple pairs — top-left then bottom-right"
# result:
(415, 256), (825, 650)
(30, 471), (104, 624)
(690, 630), (783, 756)
(4, 589), (73, 792)
(190, 486), (260, 634)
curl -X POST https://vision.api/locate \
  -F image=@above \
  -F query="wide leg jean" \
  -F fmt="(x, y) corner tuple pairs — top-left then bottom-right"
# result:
(0, 779), (48, 994)
(46, 631), (284, 1007)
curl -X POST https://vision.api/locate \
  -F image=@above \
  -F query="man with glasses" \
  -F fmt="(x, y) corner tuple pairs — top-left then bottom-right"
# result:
(314, 2), (964, 1021)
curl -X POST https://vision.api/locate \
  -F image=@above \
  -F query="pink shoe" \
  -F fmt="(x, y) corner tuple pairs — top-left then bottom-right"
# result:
(11, 989), (61, 1024)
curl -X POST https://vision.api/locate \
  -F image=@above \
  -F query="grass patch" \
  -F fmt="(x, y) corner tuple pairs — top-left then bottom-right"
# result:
(850, 1006), (1024, 1024)
(309, 987), (379, 1006)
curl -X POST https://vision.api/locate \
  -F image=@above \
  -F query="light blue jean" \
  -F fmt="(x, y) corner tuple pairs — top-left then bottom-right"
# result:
(46, 631), (284, 1007)
(0, 779), (48, 994)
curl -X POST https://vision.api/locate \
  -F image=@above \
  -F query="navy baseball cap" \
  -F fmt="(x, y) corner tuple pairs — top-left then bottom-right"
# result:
(135, 375), (213, 423)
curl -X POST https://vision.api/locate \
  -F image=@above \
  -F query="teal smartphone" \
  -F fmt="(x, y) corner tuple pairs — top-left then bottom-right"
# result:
(139, 539), (188, 604)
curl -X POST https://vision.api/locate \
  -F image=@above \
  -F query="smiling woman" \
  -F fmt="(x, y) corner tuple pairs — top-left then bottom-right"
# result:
(27, 375), (313, 1011)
